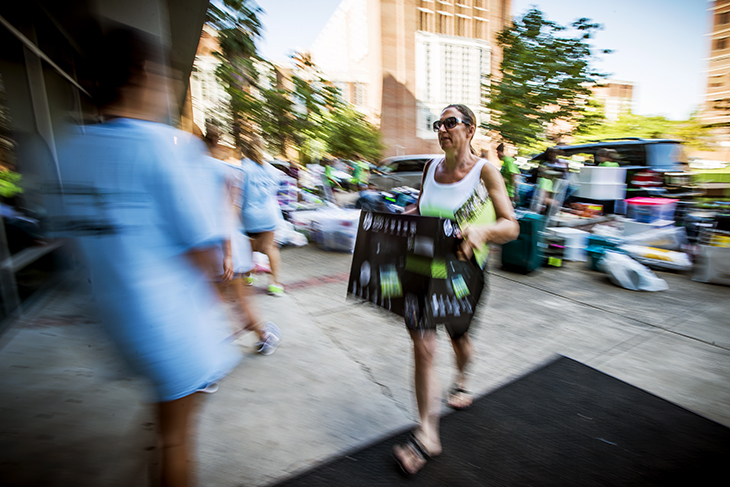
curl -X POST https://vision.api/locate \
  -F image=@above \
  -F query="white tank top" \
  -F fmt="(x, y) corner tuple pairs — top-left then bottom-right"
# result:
(419, 157), (488, 220)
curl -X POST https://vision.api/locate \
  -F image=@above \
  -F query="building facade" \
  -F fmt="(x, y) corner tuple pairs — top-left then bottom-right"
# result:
(702, 0), (730, 127)
(189, 26), (230, 134)
(591, 80), (634, 122)
(695, 0), (730, 159)
(311, 0), (511, 158)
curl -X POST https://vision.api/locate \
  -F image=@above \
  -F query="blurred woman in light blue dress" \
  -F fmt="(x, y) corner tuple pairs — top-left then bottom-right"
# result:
(52, 28), (240, 487)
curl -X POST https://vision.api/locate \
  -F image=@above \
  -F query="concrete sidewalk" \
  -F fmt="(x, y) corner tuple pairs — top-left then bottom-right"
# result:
(1, 245), (729, 486)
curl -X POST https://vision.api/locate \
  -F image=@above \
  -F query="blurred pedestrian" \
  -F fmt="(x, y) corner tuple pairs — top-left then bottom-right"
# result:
(202, 128), (282, 355)
(497, 143), (519, 205)
(52, 28), (240, 487)
(239, 141), (286, 297)
(324, 159), (341, 189)
(596, 148), (620, 167)
(545, 147), (569, 177)
(394, 104), (519, 475)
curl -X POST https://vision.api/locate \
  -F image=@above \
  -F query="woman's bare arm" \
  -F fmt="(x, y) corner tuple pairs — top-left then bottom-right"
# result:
(460, 163), (519, 257)
(402, 159), (433, 215)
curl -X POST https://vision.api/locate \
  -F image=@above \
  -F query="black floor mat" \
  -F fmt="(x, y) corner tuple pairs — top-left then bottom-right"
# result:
(273, 356), (730, 486)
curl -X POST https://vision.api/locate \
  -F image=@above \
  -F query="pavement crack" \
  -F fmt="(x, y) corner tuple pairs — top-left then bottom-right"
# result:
(315, 324), (411, 417)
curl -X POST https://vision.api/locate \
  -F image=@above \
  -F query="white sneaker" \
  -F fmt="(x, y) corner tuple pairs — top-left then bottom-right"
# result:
(198, 382), (219, 394)
(256, 322), (282, 355)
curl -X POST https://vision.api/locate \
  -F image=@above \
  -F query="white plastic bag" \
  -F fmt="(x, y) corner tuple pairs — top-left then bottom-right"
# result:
(253, 251), (271, 274)
(273, 219), (308, 246)
(622, 226), (688, 251)
(619, 244), (692, 272)
(592, 224), (624, 239)
(599, 251), (669, 292)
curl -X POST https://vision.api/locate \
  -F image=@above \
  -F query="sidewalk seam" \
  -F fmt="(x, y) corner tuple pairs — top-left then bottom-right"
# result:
(491, 272), (730, 353)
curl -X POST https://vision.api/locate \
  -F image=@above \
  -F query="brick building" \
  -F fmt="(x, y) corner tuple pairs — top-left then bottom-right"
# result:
(592, 80), (634, 122)
(311, 0), (512, 158)
(702, 1), (730, 125)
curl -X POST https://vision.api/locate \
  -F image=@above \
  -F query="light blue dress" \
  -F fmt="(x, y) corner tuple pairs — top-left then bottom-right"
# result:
(203, 157), (254, 277)
(54, 118), (241, 402)
(239, 158), (283, 233)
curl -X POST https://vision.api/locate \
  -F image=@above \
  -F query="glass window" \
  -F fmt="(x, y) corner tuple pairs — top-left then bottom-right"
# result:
(419, 11), (429, 31)
(456, 16), (466, 37)
(716, 37), (727, 51)
(395, 159), (427, 173)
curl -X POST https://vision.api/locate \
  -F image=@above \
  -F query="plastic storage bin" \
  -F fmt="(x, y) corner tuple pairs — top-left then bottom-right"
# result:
(623, 219), (674, 236)
(501, 213), (544, 273)
(626, 197), (677, 223)
(579, 166), (627, 184)
(311, 208), (361, 252)
(577, 182), (626, 200)
(546, 227), (589, 261)
(586, 234), (623, 271)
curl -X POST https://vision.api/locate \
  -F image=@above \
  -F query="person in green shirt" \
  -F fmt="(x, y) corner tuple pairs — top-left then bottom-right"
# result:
(497, 143), (519, 205)
(350, 157), (371, 188)
(324, 159), (340, 188)
(596, 148), (620, 167)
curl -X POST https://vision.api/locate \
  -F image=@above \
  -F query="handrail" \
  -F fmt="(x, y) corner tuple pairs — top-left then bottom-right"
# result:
(0, 241), (64, 274)
(0, 15), (90, 97)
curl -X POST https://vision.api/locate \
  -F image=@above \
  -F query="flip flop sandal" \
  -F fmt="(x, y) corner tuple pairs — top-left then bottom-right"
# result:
(394, 434), (432, 476)
(447, 384), (473, 411)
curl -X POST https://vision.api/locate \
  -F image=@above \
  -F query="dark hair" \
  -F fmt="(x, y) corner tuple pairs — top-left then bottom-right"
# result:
(496, 143), (505, 152)
(90, 27), (165, 108)
(443, 104), (477, 154)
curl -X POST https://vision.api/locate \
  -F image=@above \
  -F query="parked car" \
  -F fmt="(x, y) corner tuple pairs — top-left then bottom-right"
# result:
(369, 154), (441, 191)
(530, 138), (693, 196)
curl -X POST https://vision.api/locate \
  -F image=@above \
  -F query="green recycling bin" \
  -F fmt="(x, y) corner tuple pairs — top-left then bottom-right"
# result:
(501, 212), (544, 273)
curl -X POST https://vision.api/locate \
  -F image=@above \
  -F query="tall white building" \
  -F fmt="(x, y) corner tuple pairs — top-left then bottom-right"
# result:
(311, 0), (511, 157)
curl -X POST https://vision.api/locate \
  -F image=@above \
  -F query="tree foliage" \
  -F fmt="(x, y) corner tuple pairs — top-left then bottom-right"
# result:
(0, 170), (22, 198)
(206, 2), (384, 163)
(208, 0), (265, 154)
(325, 105), (384, 162)
(574, 113), (713, 152)
(484, 8), (608, 148)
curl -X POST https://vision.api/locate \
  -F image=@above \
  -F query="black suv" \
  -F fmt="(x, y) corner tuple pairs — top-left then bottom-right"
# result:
(530, 138), (693, 196)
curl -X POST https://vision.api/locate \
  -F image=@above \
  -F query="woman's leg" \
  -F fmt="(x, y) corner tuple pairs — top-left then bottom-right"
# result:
(412, 330), (441, 450)
(229, 278), (266, 341)
(394, 330), (442, 474)
(157, 392), (199, 487)
(448, 333), (473, 409)
(251, 231), (282, 289)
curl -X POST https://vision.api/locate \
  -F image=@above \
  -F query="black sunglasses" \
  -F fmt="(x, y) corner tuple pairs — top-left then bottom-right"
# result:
(432, 116), (470, 132)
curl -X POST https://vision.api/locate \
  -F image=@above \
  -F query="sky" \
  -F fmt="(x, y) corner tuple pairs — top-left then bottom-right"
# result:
(254, 0), (711, 121)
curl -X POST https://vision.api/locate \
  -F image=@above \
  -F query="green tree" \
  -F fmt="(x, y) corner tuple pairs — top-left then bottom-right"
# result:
(208, 0), (265, 154)
(325, 105), (384, 162)
(484, 8), (608, 147)
(255, 52), (343, 162)
(575, 112), (713, 153)
(205, 7), (385, 163)
(258, 74), (296, 158)
(572, 96), (607, 138)
(0, 170), (22, 198)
